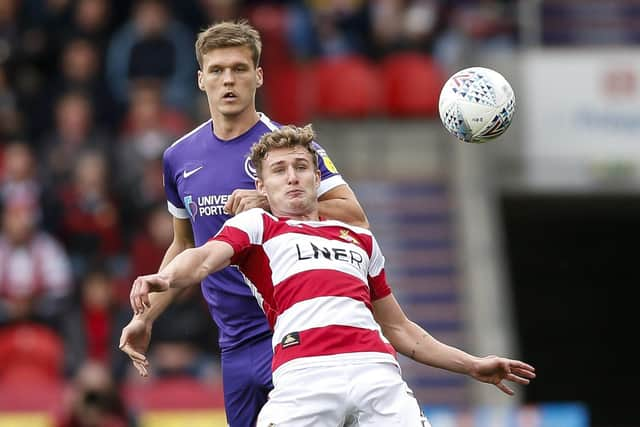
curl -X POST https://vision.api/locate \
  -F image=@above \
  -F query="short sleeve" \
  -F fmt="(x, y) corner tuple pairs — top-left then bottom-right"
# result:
(163, 148), (189, 219)
(313, 141), (347, 197)
(210, 208), (266, 260)
(367, 235), (391, 300)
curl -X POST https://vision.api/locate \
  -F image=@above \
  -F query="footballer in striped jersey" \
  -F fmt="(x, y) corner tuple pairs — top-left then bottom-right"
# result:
(130, 124), (536, 427)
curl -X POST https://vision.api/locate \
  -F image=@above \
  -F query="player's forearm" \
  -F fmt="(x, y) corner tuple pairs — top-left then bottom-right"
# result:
(388, 320), (479, 375)
(160, 246), (214, 289)
(161, 241), (233, 289)
(318, 198), (369, 228)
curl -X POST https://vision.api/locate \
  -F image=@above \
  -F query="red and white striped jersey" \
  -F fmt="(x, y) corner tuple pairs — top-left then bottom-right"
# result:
(211, 208), (397, 380)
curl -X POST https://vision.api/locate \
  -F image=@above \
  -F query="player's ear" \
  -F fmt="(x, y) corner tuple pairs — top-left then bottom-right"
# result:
(256, 67), (263, 88)
(255, 178), (266, 195)
(315, 169), (321, 189)
(197, 70), (205, 91)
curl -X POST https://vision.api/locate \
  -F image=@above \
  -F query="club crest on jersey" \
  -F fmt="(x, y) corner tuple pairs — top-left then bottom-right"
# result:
(184, 195), (197, 219)
(339, 229), (360, 245)
(281, 332), (300, 348)
(244, 157), (258, 181)
(315, 147), (339, 174)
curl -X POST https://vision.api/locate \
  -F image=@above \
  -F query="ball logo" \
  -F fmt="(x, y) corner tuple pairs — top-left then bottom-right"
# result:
(244, 157), (258, 181)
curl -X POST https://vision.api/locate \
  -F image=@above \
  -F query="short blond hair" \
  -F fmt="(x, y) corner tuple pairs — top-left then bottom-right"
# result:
(250, 125), (318, 178)
(195, 20), (262, 69)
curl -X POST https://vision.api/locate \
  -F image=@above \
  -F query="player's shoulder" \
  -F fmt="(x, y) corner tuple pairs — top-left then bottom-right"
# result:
(164, 119), (212, 157)
(257, 112), (282, 131)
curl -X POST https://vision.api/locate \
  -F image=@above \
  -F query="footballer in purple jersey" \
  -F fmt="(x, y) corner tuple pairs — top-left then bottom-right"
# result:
(119, 21), (368, 427)
(162, 113), (346, 349)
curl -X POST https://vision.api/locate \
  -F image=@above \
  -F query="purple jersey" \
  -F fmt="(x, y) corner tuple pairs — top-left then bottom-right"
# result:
(162, 113), (346, 350)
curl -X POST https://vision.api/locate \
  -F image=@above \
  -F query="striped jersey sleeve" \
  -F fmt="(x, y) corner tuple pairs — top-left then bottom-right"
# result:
(367, 234), (392, 301)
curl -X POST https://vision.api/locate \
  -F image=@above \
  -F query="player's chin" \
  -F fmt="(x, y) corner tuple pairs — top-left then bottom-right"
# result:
(217, 104), (244, 116)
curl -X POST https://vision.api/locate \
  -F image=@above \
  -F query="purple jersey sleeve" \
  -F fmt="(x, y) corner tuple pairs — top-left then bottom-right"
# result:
(163, 145), (189, 219)
(312, 142), (346, 197)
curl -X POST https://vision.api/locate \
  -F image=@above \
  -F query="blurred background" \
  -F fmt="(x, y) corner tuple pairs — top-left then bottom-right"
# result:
(0, 0), (637, 426)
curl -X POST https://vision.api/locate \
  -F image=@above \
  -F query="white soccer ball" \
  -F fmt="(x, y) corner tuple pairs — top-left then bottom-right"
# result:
(438, 67), (515, 143)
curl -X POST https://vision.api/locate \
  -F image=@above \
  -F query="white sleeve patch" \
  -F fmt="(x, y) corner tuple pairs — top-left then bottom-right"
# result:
(168, 201), (190, 219)
(318, 175), (347, 197)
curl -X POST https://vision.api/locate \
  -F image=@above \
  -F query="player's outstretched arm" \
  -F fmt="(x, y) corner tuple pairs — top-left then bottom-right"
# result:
(130, 240), (234, 315)
(372, 294), (535, 395)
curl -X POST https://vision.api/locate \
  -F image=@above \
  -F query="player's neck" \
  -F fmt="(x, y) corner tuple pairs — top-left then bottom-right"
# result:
(276, 210), (320, 222)
(211, 109), (260, 141)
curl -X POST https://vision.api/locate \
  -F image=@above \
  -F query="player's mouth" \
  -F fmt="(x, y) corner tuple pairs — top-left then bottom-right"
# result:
(222, 91), (237, 101)
(286, 189), (305, 198)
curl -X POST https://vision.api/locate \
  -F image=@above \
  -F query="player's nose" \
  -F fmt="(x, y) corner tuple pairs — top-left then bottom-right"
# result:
(222, 68), (234, 83)
(286, 166), (298, 183)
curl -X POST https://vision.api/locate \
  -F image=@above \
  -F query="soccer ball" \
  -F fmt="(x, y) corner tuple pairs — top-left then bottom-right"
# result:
(438, 67), (515, 143)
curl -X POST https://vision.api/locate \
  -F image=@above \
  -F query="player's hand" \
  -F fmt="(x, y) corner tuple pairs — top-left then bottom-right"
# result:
(224, 189), (269, 215)
(130, 274), (170, 315)
(470, 355), (536, 395)
(119, 317), (152, 377)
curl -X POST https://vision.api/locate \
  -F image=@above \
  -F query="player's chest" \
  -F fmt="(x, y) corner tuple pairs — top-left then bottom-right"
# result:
(175, 150), (257, 197)
(265, 227), (370, 278)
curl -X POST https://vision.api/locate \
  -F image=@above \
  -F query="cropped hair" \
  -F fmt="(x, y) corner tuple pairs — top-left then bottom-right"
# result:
(250, 124), (318, 178)
(195, 20), (262, 69)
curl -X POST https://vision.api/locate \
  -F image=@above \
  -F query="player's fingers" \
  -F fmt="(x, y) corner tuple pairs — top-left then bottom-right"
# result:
(495, 382), (514, 396)
(511, 366), (536, 379)
(235, 199), (249, 215)
(133, 360), (148, 377)
(506, 373), (530, 385)
(223, 193), (235, 215)
(511, 360), (535, 371)
(119, 330), (128, 349)
(231, 191), (246, 214)
(142, 289), (151, 310)
(130, 280), (139, 314)
(121, 344), (147, 363)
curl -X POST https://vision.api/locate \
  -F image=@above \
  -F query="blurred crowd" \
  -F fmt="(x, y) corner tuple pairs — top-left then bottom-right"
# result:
(0, 0), (516, 424)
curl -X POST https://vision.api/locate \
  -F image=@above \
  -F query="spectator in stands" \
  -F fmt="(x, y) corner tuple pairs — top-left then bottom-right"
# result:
(0, 65), (22, 141)
(58, 149), (123, 279)
(0, 190), (83, 376)
(106, 0), (196, 113)
(368, 0), (446, 58)
(48, 37), (118, 130)
(80, 269), (120, 365)
(287, 0), (371, 59)
(57, 360), (136, 427)
(1, 141), (40, 205)
(39, 90), (111, 188)
(67, 0), (113, 50)
(0, 191), (73, 328)
(434, 0), (516, 68)
(115, 81), (191, 217)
